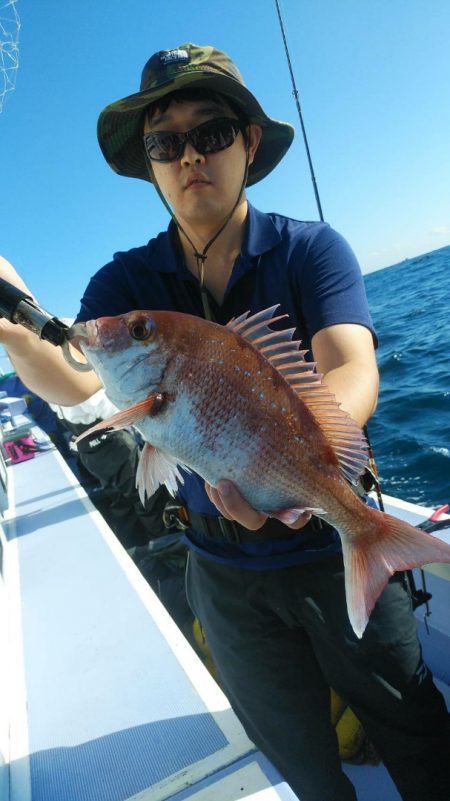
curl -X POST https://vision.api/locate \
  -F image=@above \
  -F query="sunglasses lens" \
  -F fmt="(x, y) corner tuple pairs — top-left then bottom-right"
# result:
(144, 118), (241, 163)
(192, 119), (238, 155)
(145, 132), (183, 162)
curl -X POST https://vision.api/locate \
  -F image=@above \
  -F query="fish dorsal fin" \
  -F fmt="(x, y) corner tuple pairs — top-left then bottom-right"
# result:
(227, 306), (368, 484)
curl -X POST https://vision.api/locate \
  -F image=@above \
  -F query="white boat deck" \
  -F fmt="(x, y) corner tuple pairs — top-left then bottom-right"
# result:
(0, 447), (449, 801)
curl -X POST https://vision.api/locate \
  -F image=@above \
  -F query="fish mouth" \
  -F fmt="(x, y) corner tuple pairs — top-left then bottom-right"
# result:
(60, 321), (93, 372)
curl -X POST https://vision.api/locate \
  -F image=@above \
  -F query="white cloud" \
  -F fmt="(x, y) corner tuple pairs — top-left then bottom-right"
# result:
(429, 225), (450, 238)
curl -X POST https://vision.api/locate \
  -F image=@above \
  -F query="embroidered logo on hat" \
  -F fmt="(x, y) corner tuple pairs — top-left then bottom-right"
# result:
(159, 49), (189, 65)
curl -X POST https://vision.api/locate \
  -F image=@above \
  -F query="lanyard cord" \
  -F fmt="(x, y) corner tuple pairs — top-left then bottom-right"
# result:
(146, 141), (250, 323)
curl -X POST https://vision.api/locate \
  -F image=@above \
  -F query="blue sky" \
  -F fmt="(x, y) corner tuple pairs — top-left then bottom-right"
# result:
(1, 0), (449, 319)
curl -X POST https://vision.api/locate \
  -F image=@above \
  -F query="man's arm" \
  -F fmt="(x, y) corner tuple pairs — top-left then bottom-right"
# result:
(311, 323), (379, 427)
(0, 256), (102, 404)
(205, 322), (379, 528)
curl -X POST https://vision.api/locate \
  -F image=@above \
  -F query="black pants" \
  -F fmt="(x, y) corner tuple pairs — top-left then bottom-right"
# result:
(73, 425), (168, 548)
(186, 551), (450, 801)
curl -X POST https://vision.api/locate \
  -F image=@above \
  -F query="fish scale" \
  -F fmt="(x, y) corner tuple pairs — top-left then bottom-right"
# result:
(175, 331), (323, 508)
(76, 306), (450, 638)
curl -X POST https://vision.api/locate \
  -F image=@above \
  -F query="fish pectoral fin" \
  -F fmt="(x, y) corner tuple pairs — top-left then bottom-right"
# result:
(267, 507), (325, 525)
(136, 443), (188, 505)
(75, 394), (165, 445)
(341, 509), (450, 639)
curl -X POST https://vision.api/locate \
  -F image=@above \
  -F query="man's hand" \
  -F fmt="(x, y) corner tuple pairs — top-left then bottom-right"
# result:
(0, 315), (29, 348)
(0, 255), (36, 349)
(0, 254), (102, 404)
(205, 480), (312, 531)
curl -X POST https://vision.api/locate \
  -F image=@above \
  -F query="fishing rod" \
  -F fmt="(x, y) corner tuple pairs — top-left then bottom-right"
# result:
(273, 0), (388, 506)
(274, 0), (324, 222)
(273, 1), (441, 619)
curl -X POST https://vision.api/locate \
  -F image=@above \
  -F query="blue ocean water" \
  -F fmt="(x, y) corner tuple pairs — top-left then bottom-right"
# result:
(364, 245), (450, 508)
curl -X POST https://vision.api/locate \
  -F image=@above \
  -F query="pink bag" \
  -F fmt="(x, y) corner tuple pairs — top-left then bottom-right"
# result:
(4, 436), (37, 464)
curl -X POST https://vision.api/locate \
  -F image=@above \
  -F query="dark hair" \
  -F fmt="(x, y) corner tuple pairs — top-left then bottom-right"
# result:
(146, 87), (246, 124)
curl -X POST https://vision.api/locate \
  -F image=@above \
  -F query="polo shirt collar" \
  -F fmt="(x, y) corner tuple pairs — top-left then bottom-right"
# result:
(156, 203), (281, 275)
(241, 203), (282, 259)
(153, 222), (187, 274)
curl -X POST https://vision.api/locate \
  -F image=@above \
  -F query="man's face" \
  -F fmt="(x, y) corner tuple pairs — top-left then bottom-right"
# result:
(144, 98), (261, 229)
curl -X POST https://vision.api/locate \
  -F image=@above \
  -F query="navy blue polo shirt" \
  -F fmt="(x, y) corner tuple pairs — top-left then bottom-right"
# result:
(77, 203), (376, 569)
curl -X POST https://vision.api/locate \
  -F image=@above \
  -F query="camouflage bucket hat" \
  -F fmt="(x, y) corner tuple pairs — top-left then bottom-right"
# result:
(97, 43), (294, 187)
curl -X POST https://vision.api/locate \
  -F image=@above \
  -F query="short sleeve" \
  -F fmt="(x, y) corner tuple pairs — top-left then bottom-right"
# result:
(293, 226), (377, 345)
(75, 254), (146, 323)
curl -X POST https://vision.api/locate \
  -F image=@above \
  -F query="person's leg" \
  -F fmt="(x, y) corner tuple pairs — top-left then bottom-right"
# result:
(186, 553), (357, 801)
(296, 556), (450, 801)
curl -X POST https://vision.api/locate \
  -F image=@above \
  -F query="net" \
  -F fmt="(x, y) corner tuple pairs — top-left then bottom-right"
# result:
(0, 0), (20, 113)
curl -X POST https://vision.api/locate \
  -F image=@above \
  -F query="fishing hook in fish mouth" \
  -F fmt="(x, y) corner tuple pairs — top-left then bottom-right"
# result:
(60, 322), (93, 372)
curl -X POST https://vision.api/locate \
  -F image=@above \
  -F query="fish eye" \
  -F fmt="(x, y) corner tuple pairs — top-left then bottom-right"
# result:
(128, 317), (155, 341)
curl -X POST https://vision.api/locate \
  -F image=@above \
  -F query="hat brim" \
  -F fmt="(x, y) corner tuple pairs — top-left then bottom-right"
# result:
(97, 72), (294, 187)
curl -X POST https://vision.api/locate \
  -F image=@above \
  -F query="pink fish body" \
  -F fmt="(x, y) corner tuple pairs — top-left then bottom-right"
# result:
(77, 306), (450, 637)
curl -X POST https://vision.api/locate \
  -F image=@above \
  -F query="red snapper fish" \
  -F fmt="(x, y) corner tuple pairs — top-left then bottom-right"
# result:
(75, 306), (450, 638)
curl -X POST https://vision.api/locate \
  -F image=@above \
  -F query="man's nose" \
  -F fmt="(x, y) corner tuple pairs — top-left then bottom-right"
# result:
(181, 141), (206, 165)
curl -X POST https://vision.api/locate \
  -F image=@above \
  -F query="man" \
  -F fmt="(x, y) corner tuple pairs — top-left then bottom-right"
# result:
(1, 44), (449, 801)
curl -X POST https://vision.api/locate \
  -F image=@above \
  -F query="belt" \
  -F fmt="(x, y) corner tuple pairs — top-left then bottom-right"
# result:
(186, 509), (325, 545)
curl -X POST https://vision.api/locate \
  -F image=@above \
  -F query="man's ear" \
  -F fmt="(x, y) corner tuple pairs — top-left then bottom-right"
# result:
(246, 124), (263, 166)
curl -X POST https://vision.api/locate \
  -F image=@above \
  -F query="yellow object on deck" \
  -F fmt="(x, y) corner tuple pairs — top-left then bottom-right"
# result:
(191, 634), (375, 764)
(330, 688), (378, 763)
(192, 618), (218, 681)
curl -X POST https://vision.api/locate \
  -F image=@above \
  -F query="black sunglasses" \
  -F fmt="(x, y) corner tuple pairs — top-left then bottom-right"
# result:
(143, 117), (243, 163)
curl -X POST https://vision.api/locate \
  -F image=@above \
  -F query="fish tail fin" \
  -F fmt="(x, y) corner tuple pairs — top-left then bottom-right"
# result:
(341, 509), (450, 639)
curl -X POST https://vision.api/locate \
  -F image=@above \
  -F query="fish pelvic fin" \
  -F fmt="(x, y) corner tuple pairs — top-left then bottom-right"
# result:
(227, 306), (367, 486)
(341, 508), (450, 639)
(75, 394), (166, 445)
(267, 507), (325, 525)
(136, 443), (188, 505)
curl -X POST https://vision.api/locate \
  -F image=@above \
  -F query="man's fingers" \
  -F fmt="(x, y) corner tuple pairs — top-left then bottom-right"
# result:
(286, 511), (312, 530)
(211, 480), (267, 530)
(205, 481), (313, 533)
(205, 482), (234, 520)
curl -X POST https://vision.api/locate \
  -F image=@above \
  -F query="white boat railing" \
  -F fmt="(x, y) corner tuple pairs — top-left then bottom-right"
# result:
(0, 442), (448, 801)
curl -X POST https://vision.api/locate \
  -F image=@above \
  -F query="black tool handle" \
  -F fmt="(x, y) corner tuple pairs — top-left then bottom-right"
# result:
(0, 276), (68, 346)
(0, 276), (33, 318)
